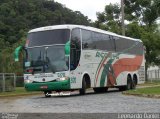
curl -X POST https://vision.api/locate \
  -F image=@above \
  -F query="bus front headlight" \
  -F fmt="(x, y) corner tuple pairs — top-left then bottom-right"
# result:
(24, 79), (33, 83)
(56, 77), (69, 81)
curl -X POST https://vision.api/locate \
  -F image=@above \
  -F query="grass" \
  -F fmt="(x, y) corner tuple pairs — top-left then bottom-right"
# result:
(0, 87), (41, 97)
(138, 80), (160, 86)
(123, 86), (160, 98)
(126, 86), (160, 95)
(123, 80), (160, 98)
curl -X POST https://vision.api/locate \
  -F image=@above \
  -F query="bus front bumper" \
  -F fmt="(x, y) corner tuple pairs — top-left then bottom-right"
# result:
(25, 79), (70, 91)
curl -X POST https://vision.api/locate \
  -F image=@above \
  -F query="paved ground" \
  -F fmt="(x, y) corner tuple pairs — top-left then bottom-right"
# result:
(0, 89), (160, 113)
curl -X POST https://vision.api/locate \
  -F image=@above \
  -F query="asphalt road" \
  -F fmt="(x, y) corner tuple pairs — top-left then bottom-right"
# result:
(0, 89), (160, 113)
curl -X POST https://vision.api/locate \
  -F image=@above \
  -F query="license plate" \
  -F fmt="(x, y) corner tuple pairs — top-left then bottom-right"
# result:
(40, 86), (48, 89)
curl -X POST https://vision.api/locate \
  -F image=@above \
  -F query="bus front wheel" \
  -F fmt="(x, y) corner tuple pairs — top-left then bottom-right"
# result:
(79, 77), (86, 95)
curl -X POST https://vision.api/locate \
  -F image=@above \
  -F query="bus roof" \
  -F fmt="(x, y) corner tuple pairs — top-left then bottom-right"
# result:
(29, 24), (142, 42)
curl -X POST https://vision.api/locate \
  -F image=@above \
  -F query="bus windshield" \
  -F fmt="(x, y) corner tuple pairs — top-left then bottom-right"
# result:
(24, 29), (70, 73)
(25, 45), (69, 73)
(27, 29), (70, 47)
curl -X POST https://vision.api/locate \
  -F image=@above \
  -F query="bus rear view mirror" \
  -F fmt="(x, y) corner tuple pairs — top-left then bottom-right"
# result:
(64, 41), (70, 56)
(14, 46), (23, 62)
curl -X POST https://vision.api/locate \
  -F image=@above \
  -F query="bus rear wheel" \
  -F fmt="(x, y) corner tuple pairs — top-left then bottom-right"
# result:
(126, 76), (132, 90)
(131, 79), (136, 89)
(119, 75), (132, 91)
(131, 75), (137, 89)
(79, 77), (86, 95)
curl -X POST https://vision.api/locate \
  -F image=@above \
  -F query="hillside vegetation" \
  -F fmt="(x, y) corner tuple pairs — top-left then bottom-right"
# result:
(0, 0), (90, 74)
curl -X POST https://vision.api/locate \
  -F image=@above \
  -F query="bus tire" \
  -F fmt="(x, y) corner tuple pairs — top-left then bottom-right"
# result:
(126, 75), (132, 90)
(131, 79), (136, 89)
(131, 75), (137, 89)
(44, 91), (51, 98)
(79, 77), (86, 95)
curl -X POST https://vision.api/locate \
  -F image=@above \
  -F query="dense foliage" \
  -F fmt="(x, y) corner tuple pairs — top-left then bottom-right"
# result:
(0, 0), (90, 74)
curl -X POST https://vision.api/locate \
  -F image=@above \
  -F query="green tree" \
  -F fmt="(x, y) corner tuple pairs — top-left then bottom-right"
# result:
(95, 3), (121, 34)
(125, 0), (160, 26)
(124, 0), (160, 74)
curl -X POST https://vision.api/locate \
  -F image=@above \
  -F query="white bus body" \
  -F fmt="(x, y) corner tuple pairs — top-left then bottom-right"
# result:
(22, 25), (145, 96)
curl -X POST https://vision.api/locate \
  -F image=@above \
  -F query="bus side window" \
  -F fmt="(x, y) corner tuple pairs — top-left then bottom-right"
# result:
(70, 28), (81, 70)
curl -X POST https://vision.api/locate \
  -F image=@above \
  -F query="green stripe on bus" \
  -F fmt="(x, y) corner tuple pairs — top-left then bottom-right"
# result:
(100, 59), (114, 87)
(25, 79), (71, 91)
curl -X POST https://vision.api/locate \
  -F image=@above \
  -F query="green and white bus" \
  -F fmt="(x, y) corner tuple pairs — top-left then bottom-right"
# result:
(15, 25), (145, 97)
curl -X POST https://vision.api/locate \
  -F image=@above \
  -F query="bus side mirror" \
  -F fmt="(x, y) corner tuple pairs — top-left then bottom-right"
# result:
(64, 41), (70, 56)
(14, 46), (23, 62)
(143, 45), (146, 54)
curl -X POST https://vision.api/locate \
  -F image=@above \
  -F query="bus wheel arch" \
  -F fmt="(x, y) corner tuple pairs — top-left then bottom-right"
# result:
(118, 73), (133, 91)
(79, 73), (91, 95)
(84, 73), (91, 88)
